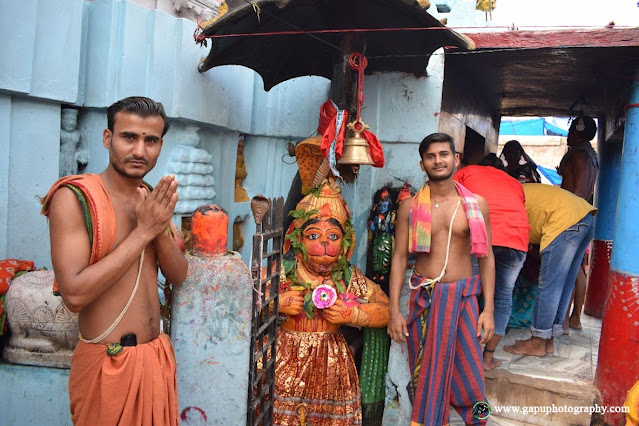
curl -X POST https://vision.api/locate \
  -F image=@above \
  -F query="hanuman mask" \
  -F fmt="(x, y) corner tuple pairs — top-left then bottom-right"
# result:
(284, 180), (356, 275)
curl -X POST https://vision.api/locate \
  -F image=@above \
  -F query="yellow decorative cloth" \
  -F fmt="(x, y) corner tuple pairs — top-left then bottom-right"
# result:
(273, 330), (361, 425)
(273, 267), (376, 425)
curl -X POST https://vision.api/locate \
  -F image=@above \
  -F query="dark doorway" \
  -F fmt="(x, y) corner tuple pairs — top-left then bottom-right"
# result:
(463, 127), (486, 165)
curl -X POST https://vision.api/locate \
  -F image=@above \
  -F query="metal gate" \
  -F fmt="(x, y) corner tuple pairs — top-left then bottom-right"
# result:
(247, 196), (284, 425)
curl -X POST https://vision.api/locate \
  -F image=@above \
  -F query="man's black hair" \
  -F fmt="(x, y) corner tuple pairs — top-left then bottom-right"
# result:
(418, 133), (456, 160)
(569, 114), (597, 142)
(479, 153), (505, 171)
(107, 96), (170, 136)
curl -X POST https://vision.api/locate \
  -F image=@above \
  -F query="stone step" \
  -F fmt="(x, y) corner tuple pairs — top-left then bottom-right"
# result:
(484, 369), (597, 425)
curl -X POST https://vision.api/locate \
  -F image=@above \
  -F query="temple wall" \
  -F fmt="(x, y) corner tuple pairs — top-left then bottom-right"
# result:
(0, 0), (447, 270)
(0, 0), (326, 267)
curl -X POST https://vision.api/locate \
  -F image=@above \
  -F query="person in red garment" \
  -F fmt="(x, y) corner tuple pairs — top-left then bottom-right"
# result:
(454, 154), (529, 370)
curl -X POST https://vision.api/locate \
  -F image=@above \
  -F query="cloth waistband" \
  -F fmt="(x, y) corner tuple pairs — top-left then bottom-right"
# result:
(411, 270), (481, 297)
(77, 332), (166, 347)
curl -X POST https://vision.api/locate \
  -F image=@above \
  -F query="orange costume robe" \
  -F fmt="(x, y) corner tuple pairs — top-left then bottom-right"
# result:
(274, 266), (388, 425)
(41, 174), (179, 426)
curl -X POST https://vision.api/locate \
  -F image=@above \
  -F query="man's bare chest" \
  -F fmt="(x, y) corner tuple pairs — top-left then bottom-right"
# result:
(430, 201), (469, 239)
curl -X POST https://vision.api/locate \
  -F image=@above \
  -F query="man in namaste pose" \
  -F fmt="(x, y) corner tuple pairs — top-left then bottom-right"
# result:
(274, 179), (389, 425)
(42, 96), (187, 425)
(388, 132), (495, 425)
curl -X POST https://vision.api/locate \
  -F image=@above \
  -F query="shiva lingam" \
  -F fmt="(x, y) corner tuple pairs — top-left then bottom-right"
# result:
(337, 119), (375, 175)
(171, 204), (253, 424)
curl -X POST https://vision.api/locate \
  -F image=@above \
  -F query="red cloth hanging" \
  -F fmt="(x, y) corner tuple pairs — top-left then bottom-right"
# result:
(319, 99), (348, 160)
(363, 131), (385, 168)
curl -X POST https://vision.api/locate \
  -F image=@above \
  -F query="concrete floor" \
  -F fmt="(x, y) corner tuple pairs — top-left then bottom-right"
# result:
(449, 314), (601, 425)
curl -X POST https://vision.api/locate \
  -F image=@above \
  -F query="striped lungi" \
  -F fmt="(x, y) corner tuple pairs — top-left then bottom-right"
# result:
(406, 273), (487, 425)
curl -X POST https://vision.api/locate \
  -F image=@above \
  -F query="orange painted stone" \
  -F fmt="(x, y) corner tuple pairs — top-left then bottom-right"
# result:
(191, 205), (228, 256)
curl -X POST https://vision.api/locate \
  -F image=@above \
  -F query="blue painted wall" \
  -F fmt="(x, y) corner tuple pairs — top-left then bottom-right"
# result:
(0, 0), (444, 270)
(0, 363), (71, 425)
(0, 96), (11, 259)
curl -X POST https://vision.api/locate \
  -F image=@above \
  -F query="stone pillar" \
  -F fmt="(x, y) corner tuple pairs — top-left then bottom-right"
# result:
(171, 205), (252, 425)
(595, 69), (639, 425)
(584, 140), (621, 318)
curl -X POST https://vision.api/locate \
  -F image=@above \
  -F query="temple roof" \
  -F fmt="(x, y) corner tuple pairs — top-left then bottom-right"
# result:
(449, 28), (639, 117)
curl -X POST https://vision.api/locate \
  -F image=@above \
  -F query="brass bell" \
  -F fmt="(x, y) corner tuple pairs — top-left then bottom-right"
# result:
(337, 120), (374, 166)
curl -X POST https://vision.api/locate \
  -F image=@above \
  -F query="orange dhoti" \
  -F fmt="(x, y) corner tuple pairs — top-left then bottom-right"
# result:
(69, 333), (179, 426)
(273, 328), (361, 425)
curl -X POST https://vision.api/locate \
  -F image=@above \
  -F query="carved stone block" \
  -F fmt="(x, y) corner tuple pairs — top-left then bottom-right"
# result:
(3, 270), (79, 369)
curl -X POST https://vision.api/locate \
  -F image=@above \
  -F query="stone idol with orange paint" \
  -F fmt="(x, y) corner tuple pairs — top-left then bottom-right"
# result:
(272, 179), (390, 425)
(190, 204), (229, 256)
(170, 204), (253, 424)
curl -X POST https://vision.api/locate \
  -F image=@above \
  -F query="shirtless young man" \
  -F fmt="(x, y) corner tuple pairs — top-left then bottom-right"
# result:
(387, 133), (495, 425)
(558, 114), (599, 331)
(42, 96), (188, 425)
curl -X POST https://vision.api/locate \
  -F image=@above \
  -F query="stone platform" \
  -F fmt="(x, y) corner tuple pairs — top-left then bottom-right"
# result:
(450, 314), (601, 425)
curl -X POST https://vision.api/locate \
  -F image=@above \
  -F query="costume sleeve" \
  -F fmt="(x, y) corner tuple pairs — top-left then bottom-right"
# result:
(348, 269), (389, 328)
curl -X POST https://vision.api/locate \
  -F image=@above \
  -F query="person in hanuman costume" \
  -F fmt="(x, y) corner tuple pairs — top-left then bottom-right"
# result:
(273, 179), (390, 425)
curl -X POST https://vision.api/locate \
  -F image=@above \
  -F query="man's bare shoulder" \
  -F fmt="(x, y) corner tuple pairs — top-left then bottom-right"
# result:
(473, 193), (488, 206)
(48, 186), (83, 218)
(397, 196), (413, 217)
(474, 193), (490, 216)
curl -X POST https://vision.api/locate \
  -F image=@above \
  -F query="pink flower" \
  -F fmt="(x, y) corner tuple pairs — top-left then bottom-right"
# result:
(312, 284), (337, 309)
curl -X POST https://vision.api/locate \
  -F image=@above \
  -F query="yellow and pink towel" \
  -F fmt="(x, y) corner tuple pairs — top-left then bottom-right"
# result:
(409, 182), (488, 257)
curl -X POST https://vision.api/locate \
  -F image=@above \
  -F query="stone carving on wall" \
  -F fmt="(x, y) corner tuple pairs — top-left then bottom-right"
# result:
(234, 135), (249, 202)
(172, 0), (228, 22)
(59, 107), (88, 177)
(3, 270), (79, 369)
(168, 124), (216, 215)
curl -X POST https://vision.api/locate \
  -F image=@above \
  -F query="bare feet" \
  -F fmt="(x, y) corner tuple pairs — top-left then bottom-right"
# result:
(569, 317), (583, 330)
(562, 316), (570, 335)
(546, 338), (554, 354)
(483, 349), (503, 371)
(515, 337), (554, 353)
(504, 337), (547, 357)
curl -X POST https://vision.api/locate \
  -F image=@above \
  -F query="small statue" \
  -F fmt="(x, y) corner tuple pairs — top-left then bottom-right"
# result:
(3, 270), (79, 368)
(361, 185), (409, 424)
(234, 136), (249, 202)
(274, 179), (390, 425)
(59, 108), (88, 177)
(368, 187), (396, 282)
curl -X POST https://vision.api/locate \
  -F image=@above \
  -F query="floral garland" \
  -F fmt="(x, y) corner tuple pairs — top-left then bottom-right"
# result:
(283, 210), (355, 319)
